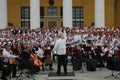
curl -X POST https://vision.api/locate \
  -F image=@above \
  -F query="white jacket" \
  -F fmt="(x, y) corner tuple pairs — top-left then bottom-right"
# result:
(52, 31), (67, 55)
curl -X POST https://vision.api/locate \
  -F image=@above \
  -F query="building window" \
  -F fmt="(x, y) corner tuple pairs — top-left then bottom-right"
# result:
(60, 7), (63, 18)
(21, 21), (30, 28)
(21, 7), (30, 27)
(73, 7), (84, 27)
(48, 7), (57, 17)
(40, 7), (44, 18)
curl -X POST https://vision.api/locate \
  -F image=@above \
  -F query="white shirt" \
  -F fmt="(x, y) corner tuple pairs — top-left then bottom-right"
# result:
(73, 34), (81, 42)
(2, 49), (17, 63)
(35, 48), (44, 58)
(103, 47), (113, 57)
(2, 49), (17, 58)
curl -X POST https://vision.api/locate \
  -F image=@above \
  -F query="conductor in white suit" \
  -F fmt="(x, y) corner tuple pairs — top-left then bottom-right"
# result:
(52, 30), (67, 74)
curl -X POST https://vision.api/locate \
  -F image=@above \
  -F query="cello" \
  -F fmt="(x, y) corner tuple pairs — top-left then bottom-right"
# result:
(30, 53), (42, 67)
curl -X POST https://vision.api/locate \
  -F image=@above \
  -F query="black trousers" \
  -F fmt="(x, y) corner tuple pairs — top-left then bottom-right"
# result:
(57, 55), (67, 74)
(107, 57), (113, 70)
(11, 64), (17, 77)
(40, 57), (45, 71)
(1, 63), (11, 80)
(19, 59), (36, 73)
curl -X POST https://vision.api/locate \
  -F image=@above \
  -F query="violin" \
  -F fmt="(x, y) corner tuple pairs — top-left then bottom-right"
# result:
(30, 53), (42, 67)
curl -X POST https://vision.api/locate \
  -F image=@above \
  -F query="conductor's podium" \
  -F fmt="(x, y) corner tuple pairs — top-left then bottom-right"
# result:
(47, 72), (76, 80)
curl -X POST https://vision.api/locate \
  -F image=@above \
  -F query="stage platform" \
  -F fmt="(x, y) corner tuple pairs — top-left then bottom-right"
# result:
(47, 72), (76, 80)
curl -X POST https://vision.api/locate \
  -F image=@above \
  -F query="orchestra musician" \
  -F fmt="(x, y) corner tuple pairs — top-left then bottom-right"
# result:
(0, 44), (19, 80)
(10, 44), (19, 77)
(114, 44), (120, 58)
(103, 43), (114, 69)
(94, 46), (104, 67)
(20, 43), (37, 74)
(35, 44), (45, 71)
(71, 44), (82, 71)
(115, 35), (120, 58)
(44, 45), (53, 71)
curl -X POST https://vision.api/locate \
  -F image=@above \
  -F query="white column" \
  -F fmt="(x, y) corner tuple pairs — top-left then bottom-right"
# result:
(63, 0), (72, 28)
(30, 0), (40, 29)
(95, 0), (105, 28)
(0, 0), (7, 29)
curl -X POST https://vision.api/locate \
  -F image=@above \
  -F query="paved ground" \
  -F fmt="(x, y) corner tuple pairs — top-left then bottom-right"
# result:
(0, 62), (120, 80)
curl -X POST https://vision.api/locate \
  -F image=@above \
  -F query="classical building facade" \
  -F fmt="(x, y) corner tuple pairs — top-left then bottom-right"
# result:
(0, 0), (120, 29)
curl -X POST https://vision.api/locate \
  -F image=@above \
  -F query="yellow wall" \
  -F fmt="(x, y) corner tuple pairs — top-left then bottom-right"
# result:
(7, 0), (120, 28)
(20, 0), (30, 6)
(105, 0), (115, 28)
(115, 0), (120, 26)
(84, 0), (94, 27)
(8, 0), (21, 27)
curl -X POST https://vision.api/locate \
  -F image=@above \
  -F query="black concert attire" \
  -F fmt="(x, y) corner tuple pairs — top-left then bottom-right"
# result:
(72, 46), (82, 71)
(84, 45), (97, 71)
(94, 46), (104, 67)
(0, 49), (3, 70)
(57, 55), (67, 74)
(20, 49), (36, 74)
(11, 48), (19, 77)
